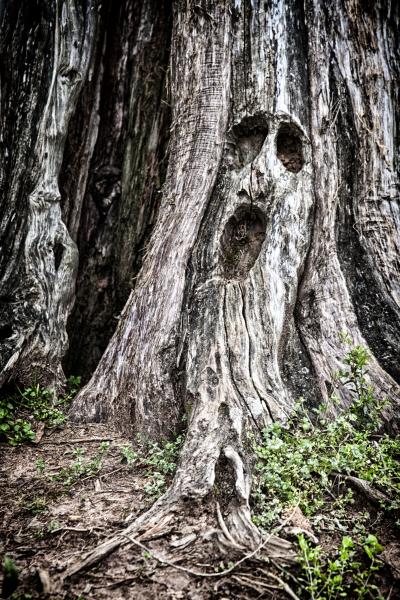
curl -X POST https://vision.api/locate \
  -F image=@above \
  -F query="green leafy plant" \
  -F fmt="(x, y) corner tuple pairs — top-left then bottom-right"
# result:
(22, 496), (48, 514)
(296, 533), (384, 599)
(19, 384), (66, 428)
(333, 340), (387, 432)
(252, 339), (400, 529)
(134, 434), (183, 499)
(144, 435), (183, 497)
(0, 398), (34, 445)
(52, 442), (110, 486)
(35, 458), (47, 473)
(0, 377), (81, 445)
(121, 444), (137, 466)
(47, 519), (61, 532)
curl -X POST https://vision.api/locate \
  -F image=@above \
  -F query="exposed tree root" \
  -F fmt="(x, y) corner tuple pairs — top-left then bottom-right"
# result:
(63, 497), (175, 579)
(334, 473), (392, 507)
(63, 498), (296, 581)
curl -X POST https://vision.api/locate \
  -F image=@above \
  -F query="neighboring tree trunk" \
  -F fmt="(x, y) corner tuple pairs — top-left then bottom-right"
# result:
(0, 0), (96, 390)
(1, 0), (399, 548)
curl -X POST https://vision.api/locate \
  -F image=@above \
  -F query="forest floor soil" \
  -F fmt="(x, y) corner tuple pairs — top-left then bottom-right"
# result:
(1, 424), (399, 599)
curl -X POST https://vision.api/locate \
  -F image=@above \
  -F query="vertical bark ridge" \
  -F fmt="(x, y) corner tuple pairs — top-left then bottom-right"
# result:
(1, 2), (53, 371)
(333, 2), (400, 383)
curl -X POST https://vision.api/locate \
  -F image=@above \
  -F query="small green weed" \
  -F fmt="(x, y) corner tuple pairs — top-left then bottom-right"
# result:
(18, 385), (66, 427)
(128, 435), (183, 499)
(52, 442), (110, 486)
(22, 496), (48, 514)
(143, 435), (183, 498)
(121, 444), (137, 466)
(35, 457), (47, 473)
(0, 398), (34, 445)
(47, 519), (61, 532)
(297, 533), (384, 599)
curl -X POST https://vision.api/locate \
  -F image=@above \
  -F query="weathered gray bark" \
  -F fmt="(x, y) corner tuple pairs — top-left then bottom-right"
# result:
(1, 0), (399, 552)
(298, 0), (400, 427)
(69, 0), (400, 547)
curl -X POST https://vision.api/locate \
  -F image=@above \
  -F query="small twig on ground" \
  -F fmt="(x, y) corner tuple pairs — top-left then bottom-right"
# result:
(69, 467), (126, 489)
(259, 570), (301, 600)
(232, 574), (273, 594)
(51, 526), (105, 534)
(99, 466), (125, 480)
(41, 437), (117, 444)
(107, 576), (138, 588)
(94, 488), (132, 494)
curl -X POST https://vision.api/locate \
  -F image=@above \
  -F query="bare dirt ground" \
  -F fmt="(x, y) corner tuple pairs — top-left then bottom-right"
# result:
(1, 424), (399, 599)
(0, 425), (291, 599)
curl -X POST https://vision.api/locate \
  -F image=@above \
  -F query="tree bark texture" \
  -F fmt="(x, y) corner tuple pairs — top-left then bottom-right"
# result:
(1, 0), (399, 545)
(60, 0), (171, 380)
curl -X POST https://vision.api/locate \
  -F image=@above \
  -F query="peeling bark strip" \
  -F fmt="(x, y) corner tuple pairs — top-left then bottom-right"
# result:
(0, 0), (97, 389)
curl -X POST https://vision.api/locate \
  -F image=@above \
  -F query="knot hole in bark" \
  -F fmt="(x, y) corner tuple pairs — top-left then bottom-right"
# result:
(220, 205), (266, 280)
(53, 242), (64, 271)
(0, 324), (12, 341)
(227, 115), (268, 169)
(276, 123), (304, 173)
(58, 65), (81, 86)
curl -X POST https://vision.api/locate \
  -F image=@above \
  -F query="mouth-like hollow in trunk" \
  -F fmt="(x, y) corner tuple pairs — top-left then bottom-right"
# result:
(220, 205), (267, 281)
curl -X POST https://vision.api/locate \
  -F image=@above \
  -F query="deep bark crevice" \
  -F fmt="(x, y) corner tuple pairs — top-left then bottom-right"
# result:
(332, 58), (400, 386)
(60, 0), (173, 382)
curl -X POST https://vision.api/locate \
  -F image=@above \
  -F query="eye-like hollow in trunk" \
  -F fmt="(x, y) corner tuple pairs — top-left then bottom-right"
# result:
(220, 205), (267, 280)
(227, 114), (269, 169)
(276, 123), (304, 173)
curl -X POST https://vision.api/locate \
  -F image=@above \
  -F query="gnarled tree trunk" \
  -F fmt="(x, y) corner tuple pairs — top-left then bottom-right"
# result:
(0, 0), (96, 390)
(1, 0), (399, 553)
